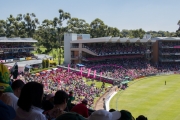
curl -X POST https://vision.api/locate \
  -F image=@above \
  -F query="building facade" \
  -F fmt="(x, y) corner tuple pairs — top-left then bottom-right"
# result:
(64, 33), (180, 65)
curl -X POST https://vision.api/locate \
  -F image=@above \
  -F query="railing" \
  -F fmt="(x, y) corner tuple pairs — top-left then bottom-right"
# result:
(71, 46), (79, 48)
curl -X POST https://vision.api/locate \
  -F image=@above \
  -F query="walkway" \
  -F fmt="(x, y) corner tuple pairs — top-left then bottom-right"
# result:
(94, 86), (117, 110)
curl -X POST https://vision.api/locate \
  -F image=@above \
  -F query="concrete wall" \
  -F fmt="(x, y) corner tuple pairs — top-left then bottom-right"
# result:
(64, 33), (77, 65)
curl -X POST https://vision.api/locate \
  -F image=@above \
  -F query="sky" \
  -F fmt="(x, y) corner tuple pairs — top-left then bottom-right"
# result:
(0, 0), (180, 32)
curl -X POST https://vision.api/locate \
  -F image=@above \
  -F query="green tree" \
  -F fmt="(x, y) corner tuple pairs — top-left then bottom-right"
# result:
(42, 59), (46, 68)
(54, 9), (71, 65)
(45, 59), (49, 68)
(131, 28), (145, 38)
(67, 18), (90, 34)
(106, 27), (121, 37)
(23, 13), (39, 37)
(0, 20), (6, 37)
(90, 18), (108, 38)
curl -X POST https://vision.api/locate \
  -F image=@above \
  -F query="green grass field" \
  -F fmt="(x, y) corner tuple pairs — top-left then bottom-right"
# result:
(110, 74), (180, 120)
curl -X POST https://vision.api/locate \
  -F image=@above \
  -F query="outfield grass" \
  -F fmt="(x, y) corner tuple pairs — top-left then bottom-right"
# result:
(110, 74), (180, 120)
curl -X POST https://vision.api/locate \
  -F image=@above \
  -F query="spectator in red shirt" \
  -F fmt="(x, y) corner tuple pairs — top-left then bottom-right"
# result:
(71, 99), (89, 118)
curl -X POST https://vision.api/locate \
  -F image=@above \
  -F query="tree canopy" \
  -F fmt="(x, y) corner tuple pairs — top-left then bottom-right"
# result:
(0, 9), (180, 55)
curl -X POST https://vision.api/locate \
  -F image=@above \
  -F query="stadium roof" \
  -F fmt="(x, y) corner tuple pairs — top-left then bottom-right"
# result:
(4, 60), (42, 67)
(0, 37), (38, 43)
(152, 37), (180, 41)
(70, 36), (155, 43)
(35, 54), (53, 59)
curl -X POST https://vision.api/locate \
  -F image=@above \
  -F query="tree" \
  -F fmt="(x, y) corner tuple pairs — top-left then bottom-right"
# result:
(121, 29), (133, 38)
(0, 13), (39, 38)
(55, 9), (71, 65)
(106, 27), (121, 37)
(90, 18), (108, 38)
(5, 15), (16, 37)
(67, 18), (90, 34)
(42, 59), (46, 68)
(177, 20), (180, 31)
(45, 59), (49, 68)
(34, 19), (57, 53)
(131, 28), (145, 38)
(23, 13), (39, 37)
(0, 20), (6, 37)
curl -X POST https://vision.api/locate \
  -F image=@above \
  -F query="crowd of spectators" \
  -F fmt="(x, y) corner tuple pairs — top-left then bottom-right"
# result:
(0, 44), (33, 48)
(158, 62), (180, 71)
(83, 43), (147, 56)
(0, 63), (149, 120)
(160, 48), (180, 54)
(0, 53), (34, 60)
(0, 44), (34, 56)
(160, 41), (180, 47)
(82, 58), (158, 80)
(23, 68), (103, 109)
(160, 56), (180, 61)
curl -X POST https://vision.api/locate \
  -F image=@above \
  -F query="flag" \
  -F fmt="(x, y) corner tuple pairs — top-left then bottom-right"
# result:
(93, 70), (96, 78)
(80, 67), (83, 76)
(68, 64), (70, 73)
(88, 69), (91, 77)
(100, 72), (102, 80)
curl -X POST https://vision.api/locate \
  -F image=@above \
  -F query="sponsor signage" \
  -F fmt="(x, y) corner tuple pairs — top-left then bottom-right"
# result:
(175, 53), (180, 55)
(77, 34), (90, 40)
(175, 60), (180, 62)
(0, 60), (5, 63)
(26, 57), (32, 60)
(19, 58), (26, 61)
(174, 46), (180, 48)
(5, 59), (13, 63)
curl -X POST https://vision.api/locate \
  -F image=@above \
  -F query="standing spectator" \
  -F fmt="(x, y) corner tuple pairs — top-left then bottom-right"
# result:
(67, 91), (75, 110)
(71, 99), (89, 118)
(15, 82), (46, 120)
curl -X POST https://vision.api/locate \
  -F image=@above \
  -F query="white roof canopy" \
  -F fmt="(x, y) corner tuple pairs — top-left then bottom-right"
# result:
(152, 37), (180, 41)
(0, 37), (38, 43)
(70, 36), (155, 43)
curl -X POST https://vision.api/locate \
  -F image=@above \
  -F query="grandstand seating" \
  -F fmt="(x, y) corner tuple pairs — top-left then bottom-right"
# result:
(83, 43), (147, 56)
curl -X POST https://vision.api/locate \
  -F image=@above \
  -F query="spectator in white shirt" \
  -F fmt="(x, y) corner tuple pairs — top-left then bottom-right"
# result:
(15, 82), (46, 120)
(0, 80), (24, 110)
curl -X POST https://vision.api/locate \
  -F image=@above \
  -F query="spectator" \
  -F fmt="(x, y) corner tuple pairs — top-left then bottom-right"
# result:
(1, 80), (24, 110)
(109, 108), (116, 112)
(0, 100), (16, 120)
(0, 65), (24, 110)
(136, 115), (148, 120)
(11, 80), (25, 98)
(88, 109), (121, 120)
(67, 91), (75, 110)
(119, 110), (135, 120)
(42, 93), (54, 113)
(46, 90), (68, 119)
(71, 99), (89, 118)
(15, 82), (46, 120)
(56, 112), (86, 120)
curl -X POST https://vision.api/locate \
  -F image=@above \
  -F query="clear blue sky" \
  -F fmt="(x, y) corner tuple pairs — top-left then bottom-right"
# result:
(0, 0), (179, 32)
